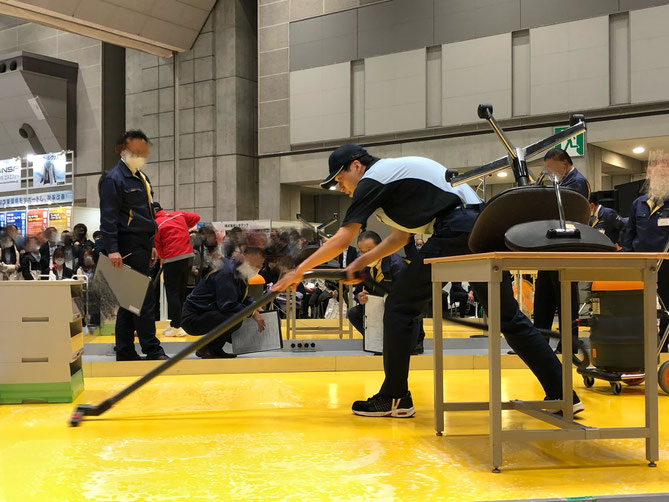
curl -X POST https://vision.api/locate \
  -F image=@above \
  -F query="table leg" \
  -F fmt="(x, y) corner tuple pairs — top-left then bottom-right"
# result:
(489, 273), (502, 472)
(433, 280), (444, 436)
(560, 278), (573, 421)
(286, 289), (292, 340)
(644, 266), (659, 466)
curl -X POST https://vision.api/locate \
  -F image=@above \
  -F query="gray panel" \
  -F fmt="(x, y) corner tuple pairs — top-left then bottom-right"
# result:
(620, 0), (669, 10)
(434, 0), (520, 45)
(290, 9), (357, 71)
(610, 12), (630, 105)
(358, 0), (434, 58)
(520, 0), (618, 29)
(512, 30), (530, 116)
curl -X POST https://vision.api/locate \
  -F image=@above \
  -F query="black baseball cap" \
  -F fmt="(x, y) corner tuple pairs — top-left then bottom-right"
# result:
(320, 144), (368, 189)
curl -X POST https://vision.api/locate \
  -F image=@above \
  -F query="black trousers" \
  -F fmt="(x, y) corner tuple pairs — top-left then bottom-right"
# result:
(379, 231), (564, 401)
(115, 234), (165, 359)
(181, 308), (243, 352)
(450, 290), (470, 317)
(163, 258), (191, 328)
(534, 271), (580, 353)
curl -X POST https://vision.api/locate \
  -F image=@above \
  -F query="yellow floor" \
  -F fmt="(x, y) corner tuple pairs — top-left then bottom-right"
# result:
(1, 369), (668, 501)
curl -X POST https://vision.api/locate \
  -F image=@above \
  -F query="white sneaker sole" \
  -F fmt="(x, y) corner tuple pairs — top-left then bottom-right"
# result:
(353, 407), (415, 418)
(573, 402), (584, 415)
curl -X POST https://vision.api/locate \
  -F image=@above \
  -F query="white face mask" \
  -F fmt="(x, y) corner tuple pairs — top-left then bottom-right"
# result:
(237, 260), (260, 280)
(123, 151), (146, 173)
(54, 258), (65, 266)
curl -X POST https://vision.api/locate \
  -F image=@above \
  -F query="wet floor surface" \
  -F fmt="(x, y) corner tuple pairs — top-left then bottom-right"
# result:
(1, 369), (668, 501)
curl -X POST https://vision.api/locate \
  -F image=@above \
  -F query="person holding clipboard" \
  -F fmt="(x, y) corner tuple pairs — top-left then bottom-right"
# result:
(98, 130), (168, 361)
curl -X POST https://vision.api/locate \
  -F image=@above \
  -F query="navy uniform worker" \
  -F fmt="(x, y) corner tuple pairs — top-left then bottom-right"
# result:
(98, 129), (168, 361)
(348, 230), (426, 354)
(181, 246), (267, 359)
(622, 153), (669, 351)
(274, 144), (581, 418)
(534, 148), (591, 354)
(589, 193), (625, 248)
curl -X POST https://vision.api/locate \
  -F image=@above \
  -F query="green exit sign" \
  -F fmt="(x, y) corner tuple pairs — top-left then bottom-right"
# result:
(553, 126), (584, 157)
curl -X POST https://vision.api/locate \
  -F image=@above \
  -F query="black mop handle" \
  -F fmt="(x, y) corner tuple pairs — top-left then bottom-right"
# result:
(71, 269), (382, 421)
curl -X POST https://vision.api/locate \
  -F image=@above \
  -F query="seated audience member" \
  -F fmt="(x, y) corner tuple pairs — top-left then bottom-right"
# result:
(348, 230), (425, 353)
(73, 223), (95, 249)
(20, 237), (42, 280)
(39, 226), (59, 270)
(77, 247), (100, 326)
(449, 282), (475, 318)
(76, 247), (97, 282)
(0, 228), (21, 280)
(5, 224), (24, 253)
(60, 230), (81, 271)
(323, 287), (346, 319)
(46, 247), (74, 280)
(193, 224), (221, 280)
(181, 246), (267, 359)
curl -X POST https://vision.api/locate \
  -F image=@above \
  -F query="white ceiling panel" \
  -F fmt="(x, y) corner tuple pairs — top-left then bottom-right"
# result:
(0, 0), (216, 57)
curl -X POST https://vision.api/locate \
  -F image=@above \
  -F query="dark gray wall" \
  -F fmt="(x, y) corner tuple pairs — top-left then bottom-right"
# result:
(102, 43), (125, 173)
(289, 0), (669, 71)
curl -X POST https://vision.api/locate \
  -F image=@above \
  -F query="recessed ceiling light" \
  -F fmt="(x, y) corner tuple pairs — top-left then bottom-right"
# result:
(328, 185), (337, 190)
(633, 146), (645, 154)
(497, 171), (508, 178)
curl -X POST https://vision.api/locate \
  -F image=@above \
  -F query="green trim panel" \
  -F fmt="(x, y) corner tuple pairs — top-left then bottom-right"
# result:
(0, 370), (84, 404)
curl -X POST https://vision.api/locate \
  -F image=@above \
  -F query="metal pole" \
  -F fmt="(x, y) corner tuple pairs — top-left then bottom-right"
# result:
(173, 51), (180, 210)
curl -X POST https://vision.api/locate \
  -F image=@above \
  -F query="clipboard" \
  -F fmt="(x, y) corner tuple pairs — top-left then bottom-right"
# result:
(95, 253), (151, 315)
(231, 311), (282, 354)
(363, 295), (385, 353)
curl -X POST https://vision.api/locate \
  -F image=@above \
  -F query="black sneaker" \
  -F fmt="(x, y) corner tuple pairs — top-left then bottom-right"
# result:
(146, 353), (170, 360)
(116, 352), (143, 361)
(352, 391), (415, 418)
(195, 346), (237, 359)
(546, 393), (584, 416)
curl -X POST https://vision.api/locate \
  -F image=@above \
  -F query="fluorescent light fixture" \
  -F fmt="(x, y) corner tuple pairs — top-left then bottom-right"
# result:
(497, 171), (508, 178)
(633, 146), (645, 154)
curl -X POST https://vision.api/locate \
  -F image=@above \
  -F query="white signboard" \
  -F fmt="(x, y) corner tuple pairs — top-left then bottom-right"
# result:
(364, 295), (385, 354)
(211, 220), (273, 231)
(0, 190), (73, 208)
(0, 158), (21, 192)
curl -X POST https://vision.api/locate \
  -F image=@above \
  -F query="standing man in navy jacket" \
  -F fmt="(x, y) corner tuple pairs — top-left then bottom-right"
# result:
(98, 130), (168, 361)
(622, 153), (669, 351)
(534, 148), (590, 354)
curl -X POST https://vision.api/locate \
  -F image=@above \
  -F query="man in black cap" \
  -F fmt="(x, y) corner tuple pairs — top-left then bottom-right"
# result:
(589, 192), (625, 248)
(274, 144), (581, 418)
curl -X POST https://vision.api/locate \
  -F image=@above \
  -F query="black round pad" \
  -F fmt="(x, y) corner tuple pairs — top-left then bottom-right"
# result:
(468, 186), (591, 253)
(505, 220), (617, 252)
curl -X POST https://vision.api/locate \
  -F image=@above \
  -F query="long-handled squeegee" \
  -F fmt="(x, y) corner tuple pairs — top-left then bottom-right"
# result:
(70, 269), (377, 427)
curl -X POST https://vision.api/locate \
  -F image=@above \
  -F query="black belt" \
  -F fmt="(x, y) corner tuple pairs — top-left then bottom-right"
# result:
(462, 203), (484, 211)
